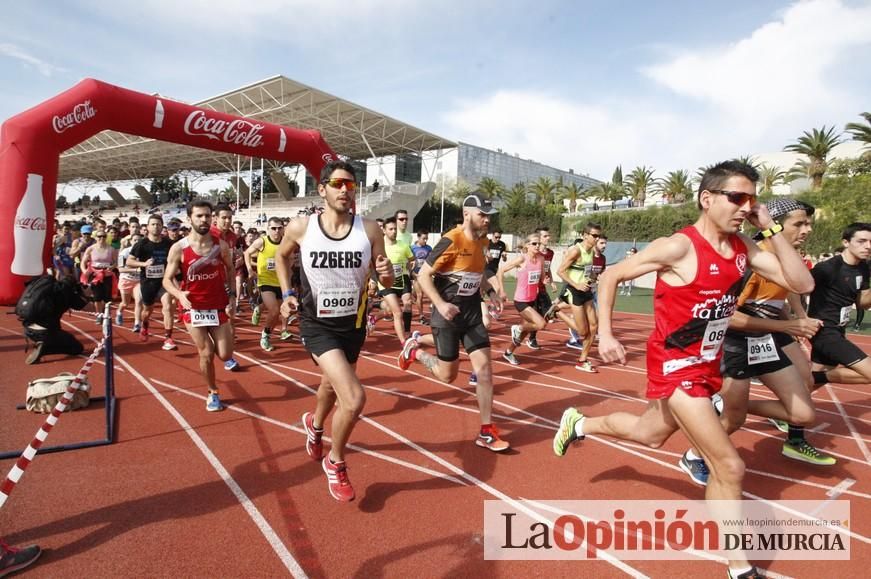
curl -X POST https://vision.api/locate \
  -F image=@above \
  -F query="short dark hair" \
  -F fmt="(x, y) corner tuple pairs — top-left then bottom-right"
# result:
(417, 229), (429, 236)
(384, 216), (397, 227)
(268, 217), (283, 227)
(697, 160), (760, 209)
(842, 222), (871, 242)
(493, 228), (503, 235)
(233, 220), (243, 227)
(319, 160), (357, 183)
(187, 199), (214, 216)
(536, 226), (549, 234)
(147, 214), (164, 225)
(583, 222), (602, 234)
(394, 209), (408, 217)
(215, 203), (233, 216)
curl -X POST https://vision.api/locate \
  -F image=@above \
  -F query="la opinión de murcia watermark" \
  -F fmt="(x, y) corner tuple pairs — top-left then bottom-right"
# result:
(483, 500), (850, 560)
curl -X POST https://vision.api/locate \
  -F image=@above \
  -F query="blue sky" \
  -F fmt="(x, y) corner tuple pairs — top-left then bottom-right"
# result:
(2, 0), (870, 183)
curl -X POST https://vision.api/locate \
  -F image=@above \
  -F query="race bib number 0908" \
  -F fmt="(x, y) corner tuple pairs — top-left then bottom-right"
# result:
(317, 287), (359, 318)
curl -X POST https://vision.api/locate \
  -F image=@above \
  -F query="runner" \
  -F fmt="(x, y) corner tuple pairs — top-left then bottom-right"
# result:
(395, 209), (413, 246)
(554, 222), (602, 372)
(210, 203), (242, 371)
(163, 200), (235, 412)
(244, 217), (285, 352)
(807, 223), (871, 387)
(681, 199), (833, 486)
(526, 226), (557, 350)
(412, 229), (432, 325)
(618, 247), (638, 295)
(497, 233), (545, 366)
(552, 160), (813, 579)
(116, 231), (143, 329)
(127, 214), (177, 350)
(397, 193), (510, 452)
(378, 216), (415, 345)
(275, 160), (393, 502)
(80, 228), (117, 323)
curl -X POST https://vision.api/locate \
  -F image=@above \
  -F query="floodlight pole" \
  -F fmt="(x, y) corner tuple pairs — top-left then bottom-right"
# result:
(235, 155), (240, 212)
(259, 159), (264, 215)
(440, 173), (445, 233)
(248, 157), (253, 211)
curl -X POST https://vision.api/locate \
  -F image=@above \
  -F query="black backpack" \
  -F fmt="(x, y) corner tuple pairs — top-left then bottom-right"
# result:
(15, 275), (60, 324)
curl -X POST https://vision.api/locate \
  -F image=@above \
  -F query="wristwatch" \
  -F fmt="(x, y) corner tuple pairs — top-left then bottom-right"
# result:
(760, 223), (784, 238)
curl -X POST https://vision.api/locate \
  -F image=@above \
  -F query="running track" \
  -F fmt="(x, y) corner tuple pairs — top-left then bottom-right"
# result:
(1, 305), (870, 578)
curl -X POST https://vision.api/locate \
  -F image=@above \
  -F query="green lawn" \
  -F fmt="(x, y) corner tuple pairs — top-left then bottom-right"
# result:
(500, 279), (870, 334)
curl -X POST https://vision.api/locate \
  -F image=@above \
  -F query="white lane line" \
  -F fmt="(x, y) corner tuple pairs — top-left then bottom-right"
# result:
(63, 322), (308, 579)
(825, 385), (871, 465)
(809, 422), (831, 433)
(826, 478), (856, 498)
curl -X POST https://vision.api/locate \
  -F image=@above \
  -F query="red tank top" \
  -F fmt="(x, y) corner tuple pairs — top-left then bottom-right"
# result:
(646, 226), (748, 395)
(179, 237), (229, 310)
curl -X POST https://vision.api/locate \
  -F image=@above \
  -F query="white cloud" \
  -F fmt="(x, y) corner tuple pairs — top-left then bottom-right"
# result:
(0, 43), (65, 77)
(443, 0), (871, 180)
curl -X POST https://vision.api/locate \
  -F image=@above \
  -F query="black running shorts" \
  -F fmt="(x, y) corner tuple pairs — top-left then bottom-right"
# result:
(300, 324), (366, 364)
(140, 279), (166, 306)
(720, 331), (794, 379)
(432, 323), (490, 362)
(811, 326), (868, 368)
(561, 284), (593, 306)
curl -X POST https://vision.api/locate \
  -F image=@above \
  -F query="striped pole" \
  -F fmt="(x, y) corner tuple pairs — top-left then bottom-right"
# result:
(0, 337), (106, 510)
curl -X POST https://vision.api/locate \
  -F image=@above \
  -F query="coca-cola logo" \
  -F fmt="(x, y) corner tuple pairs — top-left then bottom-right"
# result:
(15, 216), (47, 231)
(183, 111), (264, 148)
(52, 100), (97, 133)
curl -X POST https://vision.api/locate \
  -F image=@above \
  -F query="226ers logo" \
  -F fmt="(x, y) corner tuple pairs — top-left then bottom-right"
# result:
(735, 253), (747, 275)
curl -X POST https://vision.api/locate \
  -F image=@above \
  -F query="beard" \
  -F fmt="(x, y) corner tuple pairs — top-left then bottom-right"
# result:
(194, 222), (211, 235)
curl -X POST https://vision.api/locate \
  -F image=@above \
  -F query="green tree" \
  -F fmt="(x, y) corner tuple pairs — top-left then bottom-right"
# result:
(757, 164), (787, 196)
(448, 179), (473, 204)
(625, 165), (656, 207)
(504, 183), (528, 210)
(783, 125), (843, 190)
(845, 112), (871, 157)
(528, 176), (557, 207)
(657, 170), (693, 204)
(798, 174), (871, 255)
(826, 157), (871, 178)
(476, 176), (504, 200)
(559, 182), (586, 213)
(587, 181), (624, 202)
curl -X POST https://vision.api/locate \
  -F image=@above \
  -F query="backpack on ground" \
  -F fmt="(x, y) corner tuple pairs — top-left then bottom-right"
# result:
(25, 372), (91, 413)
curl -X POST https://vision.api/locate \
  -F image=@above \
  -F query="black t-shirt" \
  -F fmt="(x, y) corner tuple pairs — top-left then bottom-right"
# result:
(130, 237), (174, 283)
(486, 240), (507, 271)
(808, 255), (870, 328)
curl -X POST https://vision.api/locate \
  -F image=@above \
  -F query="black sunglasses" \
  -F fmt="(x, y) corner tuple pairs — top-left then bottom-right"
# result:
(707, 189), (757, 206)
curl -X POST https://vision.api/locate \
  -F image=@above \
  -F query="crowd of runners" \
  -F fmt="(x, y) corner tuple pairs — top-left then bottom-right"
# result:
(9, 159), (870, 579)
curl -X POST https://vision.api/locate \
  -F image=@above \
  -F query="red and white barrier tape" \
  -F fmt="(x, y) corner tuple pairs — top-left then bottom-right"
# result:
(0, 337), (106, 510)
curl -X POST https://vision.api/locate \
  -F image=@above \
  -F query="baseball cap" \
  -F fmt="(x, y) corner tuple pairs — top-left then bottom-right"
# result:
(462, 193), (498, 215)
(767, 198), (815, 223)
(167, 221), (181, 231)
(80, 225), (93, 234)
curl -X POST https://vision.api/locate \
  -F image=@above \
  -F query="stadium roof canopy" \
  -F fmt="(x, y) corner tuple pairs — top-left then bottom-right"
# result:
(58, 75), (456, 183)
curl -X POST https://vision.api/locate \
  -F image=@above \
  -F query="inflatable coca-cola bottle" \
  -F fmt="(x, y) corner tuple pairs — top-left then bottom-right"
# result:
(11, 173), (47, 276)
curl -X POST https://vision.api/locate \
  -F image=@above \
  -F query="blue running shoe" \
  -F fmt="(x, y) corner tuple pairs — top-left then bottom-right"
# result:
(206, 392), (224, 412)
(679, 451), (709, 486)
(224, 357), (240, 371)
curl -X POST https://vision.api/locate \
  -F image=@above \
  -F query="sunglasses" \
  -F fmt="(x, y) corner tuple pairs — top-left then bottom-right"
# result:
(322, 178), (357, 191)
(708, 189), (757, 206)
(587, 233), (601, 238)
(397, 217), (408, 221)
(269, 226), (282, 231)
(528, 241), (540, 246)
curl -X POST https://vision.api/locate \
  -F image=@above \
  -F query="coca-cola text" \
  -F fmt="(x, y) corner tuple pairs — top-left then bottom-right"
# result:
(183, 111), (264, 148)
(15, 216), (47, 231)
(52, 100), (97, 133)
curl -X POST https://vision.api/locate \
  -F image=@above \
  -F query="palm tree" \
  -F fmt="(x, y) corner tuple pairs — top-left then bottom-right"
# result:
(657, 170), (693, 204)
(783, 125), (842, 189)
(845, 112), (871, 157)
(587, 181), (624, 203)
(448, 180), (473, 204)
(505, 183), (527, 209)
(528, 176), (557, 207)
(625, 166), (656, 207)
(757, 164), (787, 196)
(785, 158), (812, 184)
(476, 177), (504, 201)
(559, 182), (586, 213)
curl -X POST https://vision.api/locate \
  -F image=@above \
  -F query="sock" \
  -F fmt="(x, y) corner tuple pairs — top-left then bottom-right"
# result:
(574, 416), (586, 438)
(529, 331), (537, 341)
(480, 423), (493, 434)
(787, 424), (804, 443)
(403, 311), (412, 332)
(728, 566), (753, 579)
(165, 329), (172, 339)
(686, 449), (702, 461)
(812, 371), (828, 385)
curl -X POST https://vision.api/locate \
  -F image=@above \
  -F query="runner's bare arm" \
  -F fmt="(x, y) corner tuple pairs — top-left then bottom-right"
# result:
(220, 240), (233, 289)
(162, 242), (190, 309)
(728, 310), (821, 338)
(556, 245), (581, 290)
(244, 237), (264, 277)
(366, 219), (394, 288)
(859, 287), (871, 310)
(742, 204), (814, 294)
(497, 254), (525, 290)
(276, 217), (306, 300)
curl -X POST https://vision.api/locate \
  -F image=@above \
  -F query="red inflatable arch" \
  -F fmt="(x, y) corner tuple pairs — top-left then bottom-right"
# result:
(0, 78), (338, 304)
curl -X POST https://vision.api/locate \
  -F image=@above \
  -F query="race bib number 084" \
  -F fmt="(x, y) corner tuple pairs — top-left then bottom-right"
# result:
(700, 318), (729, 360)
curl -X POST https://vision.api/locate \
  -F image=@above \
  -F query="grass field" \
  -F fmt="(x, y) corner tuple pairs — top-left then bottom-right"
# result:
(500, 278), (871, 334)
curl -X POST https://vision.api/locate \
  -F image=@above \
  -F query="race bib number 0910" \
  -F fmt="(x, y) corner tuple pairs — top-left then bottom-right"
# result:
(191, 309), (219, 327)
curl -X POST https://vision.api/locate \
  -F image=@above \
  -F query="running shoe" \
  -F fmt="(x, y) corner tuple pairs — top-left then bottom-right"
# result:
(251, 306), (261, 326)
(711, 393), (724, 416)
(575, 360), (597, 373)
(553, 407), (584, 456)
(287, 314), (298, 326)
(322, 456), (355, 502)
(0, 540), (42, 577)
(140, 321), (149, 341)
(420, 317), (430, 326)
(302, 411), (324, 461)
(679, 451), (709, 486)
(510, 324), (522, 347)
(280, 330), (293, 341)
(769, 418), (789, 433)
(526, 337), (541, 350)
(476, 426), (510, 452)
(502, 351), (519, 366)
(566, 339), (584, 351)
(398, 335), (418, 371)
(544, 302), (560, 322)
(260, 333), (274, 352)
(729, 566), (764, 579)
(206, 392), (224, 412)
(782, 440), (836, 466)
(224, 357), (240, 371)
(132, 323), (141, 333)
(161, 337), (178, 351)
(115, 312), (123, 325)
(569, 328), (581, 342)
(366, 314), (376, 335)
(468, 372), (478, 386)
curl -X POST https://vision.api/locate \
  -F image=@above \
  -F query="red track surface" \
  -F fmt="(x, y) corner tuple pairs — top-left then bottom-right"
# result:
(2, 304), (870, 578)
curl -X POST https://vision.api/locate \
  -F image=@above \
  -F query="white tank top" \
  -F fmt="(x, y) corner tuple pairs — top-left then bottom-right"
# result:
(299, 214), (371, 330)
